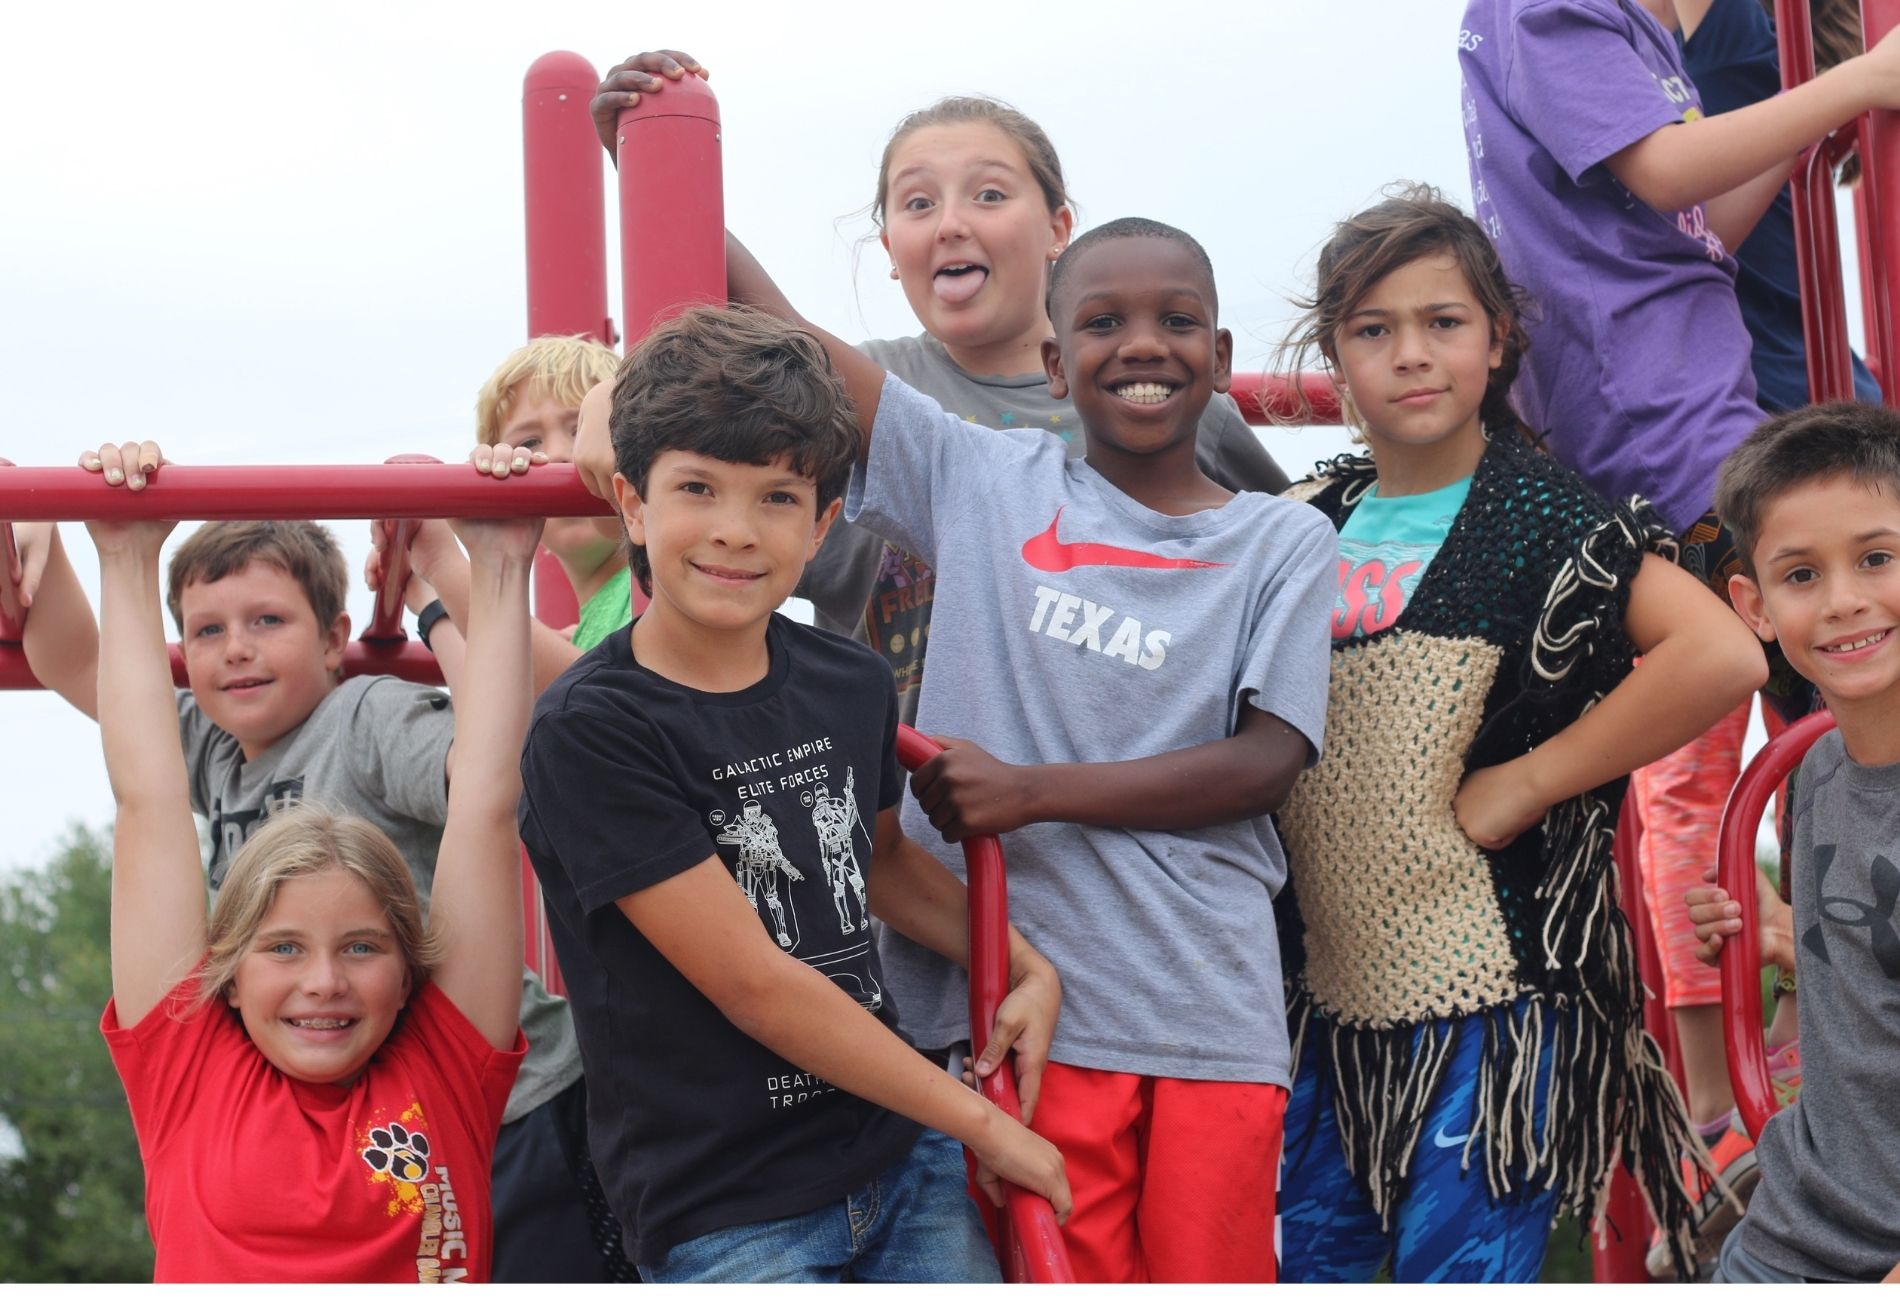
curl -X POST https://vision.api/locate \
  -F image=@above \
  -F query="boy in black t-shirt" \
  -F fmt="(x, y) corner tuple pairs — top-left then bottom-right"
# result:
(518, 305), (1068, 1282)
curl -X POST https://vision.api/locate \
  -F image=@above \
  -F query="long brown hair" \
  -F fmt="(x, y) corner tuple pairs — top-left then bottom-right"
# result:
(1278, 183), (1536, 443)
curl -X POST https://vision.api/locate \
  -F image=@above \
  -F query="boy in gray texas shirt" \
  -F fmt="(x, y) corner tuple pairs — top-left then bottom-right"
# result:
(851, 373), (1335, 1083)
(800, 332), (1291, 724)
(1689, 403), (1900, 1283)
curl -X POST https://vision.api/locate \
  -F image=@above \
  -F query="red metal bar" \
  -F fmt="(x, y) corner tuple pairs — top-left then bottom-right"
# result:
(1718, 709), (1835, 1141)
(1592, 795), (1664, 1283)
(524, 52), (615, 347)
(0, 459), (22, 645)
(1228, 372), (1341, 427)
(1862, 0), (1900, 400)
(0, 640), (444, 692)
(0, 463), (614, 522)
(1854, 155), (1890, 393)
(616, 75), (726, 342)
(1777, 0), (1861, 403)
(524, 50), (616, 641)
(894, 725), (1074, 1285)
(363, 455), (442, 644)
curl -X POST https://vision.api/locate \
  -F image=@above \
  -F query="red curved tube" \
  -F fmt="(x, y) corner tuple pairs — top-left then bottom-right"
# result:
(1719, 709), (1835, 1140)
(895, 724), (1074, 1285)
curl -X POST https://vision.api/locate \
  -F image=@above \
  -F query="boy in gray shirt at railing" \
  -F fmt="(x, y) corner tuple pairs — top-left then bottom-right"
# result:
(1689, 402), (1900, 1283)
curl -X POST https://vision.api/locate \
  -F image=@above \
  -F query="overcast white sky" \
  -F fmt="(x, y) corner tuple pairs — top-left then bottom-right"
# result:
(47, 0), (1847, 875)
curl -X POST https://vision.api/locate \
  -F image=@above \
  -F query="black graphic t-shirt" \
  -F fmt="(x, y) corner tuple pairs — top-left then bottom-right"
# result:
(517, 615), (919, 1264)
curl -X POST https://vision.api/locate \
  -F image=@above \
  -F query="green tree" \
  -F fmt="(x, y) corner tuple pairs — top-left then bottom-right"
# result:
(0, 826), (153, 1281)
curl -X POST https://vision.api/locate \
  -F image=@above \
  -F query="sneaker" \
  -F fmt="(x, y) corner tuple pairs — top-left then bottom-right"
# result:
(1766, 1038), (1802, 1109)
(1646, 1118), (1760, 1280)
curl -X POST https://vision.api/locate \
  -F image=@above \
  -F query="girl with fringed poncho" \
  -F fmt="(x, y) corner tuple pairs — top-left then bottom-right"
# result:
(1270, 188), (1768, 1283)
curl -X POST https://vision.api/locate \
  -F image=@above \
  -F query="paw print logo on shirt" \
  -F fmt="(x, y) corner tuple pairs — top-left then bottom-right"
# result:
(362, 1122), (431, 1183)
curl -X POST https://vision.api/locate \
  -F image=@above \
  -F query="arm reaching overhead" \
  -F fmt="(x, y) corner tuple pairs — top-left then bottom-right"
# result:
(570, 51), (889, 503)
(421, 512), (542, 1050)
(17, 523), (101, 719)
(87, 493), (202, 1027)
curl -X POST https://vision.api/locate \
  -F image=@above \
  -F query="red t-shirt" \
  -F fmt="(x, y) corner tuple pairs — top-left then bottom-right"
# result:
(102, 972), (524, 1283)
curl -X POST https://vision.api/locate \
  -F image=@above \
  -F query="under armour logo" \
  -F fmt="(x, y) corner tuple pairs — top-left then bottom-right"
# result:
(1803, 843), (1900, 978)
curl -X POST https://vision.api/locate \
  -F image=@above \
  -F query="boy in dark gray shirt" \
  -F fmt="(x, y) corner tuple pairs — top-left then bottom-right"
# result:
(1692, 402), (1900, 1283)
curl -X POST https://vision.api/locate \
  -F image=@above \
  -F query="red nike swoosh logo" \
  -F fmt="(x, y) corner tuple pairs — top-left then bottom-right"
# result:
(1020, 508), (1227, 573)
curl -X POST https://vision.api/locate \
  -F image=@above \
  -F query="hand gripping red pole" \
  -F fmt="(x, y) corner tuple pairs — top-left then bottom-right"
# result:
(362, 454), (444, 644)
(1718, 708), (1835, 1140)
(893, 725), (1073, 1284)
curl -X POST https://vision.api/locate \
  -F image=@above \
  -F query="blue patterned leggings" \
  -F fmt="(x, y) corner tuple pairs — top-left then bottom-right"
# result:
(1279, 1006), (1561, 1283)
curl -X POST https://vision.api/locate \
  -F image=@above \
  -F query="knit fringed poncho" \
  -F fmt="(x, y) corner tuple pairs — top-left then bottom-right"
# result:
(1279, 434), (1705, 1277)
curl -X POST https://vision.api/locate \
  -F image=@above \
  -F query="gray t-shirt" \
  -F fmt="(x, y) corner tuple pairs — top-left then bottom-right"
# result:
(1740, 730), (1900, 1281)
(848, 374), (1336, 1083)
(178, 676), (581, 1123)
(799, 333), (1292, 725)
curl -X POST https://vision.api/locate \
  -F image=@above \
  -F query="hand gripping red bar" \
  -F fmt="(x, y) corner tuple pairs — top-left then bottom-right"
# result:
(893, 724), (1074, 1285)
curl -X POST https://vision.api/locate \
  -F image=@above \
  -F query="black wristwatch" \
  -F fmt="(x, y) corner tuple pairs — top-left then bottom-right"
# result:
(416, 599), (450, 651)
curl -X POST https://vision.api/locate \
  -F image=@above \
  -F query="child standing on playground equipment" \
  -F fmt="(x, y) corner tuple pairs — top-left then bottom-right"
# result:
(1687, 402), (1900, 1284)
(81, 443), (538, 1281)
(517, 305), (1069, 1284)
(1624, 1), (1874, 1270)
(19, 477), (606, 1279)
(577, 86), (1337, 1268)
(1272, 187), (1767, 1282)
(1458, 0), (1900, 1263)
(588, 52), (1291, 725)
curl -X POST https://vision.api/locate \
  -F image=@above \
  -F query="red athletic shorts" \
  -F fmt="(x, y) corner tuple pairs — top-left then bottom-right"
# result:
(1026, 1061), (1287, 1283)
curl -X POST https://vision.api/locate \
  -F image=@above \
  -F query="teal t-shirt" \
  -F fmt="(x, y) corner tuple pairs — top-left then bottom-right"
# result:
(572, 566), (633, 652)
(1332, 476), (1471, 639)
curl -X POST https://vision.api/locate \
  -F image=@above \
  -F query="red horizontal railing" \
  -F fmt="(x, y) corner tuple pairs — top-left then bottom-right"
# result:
(1230, 372), (1341, 426)
(0, 462), (613, 523)
(894, 725), (1073, 1285)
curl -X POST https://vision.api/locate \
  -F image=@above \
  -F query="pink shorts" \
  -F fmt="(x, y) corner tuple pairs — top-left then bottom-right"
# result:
(1633, 699), (1789, 1008)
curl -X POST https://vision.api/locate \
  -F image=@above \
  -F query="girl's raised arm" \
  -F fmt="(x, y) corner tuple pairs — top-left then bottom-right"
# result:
(421, 514), (541, 1050)
(85, 451), (204, 1026)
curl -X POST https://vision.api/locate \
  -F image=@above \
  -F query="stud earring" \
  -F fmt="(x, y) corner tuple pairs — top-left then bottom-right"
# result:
(889, 266), (901, 280)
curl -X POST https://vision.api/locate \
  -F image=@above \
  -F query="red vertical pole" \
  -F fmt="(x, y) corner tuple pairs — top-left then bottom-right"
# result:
(894, 726), (1074, 1284)
(523, 51), (615, 348)
(1861, 0), (1900, 401)
(522, 50), (614, 995)
(1593, 796), (1663, 1283)
(1777, 0), (1860, 402)
(523, 50), (613, 641)
(615, 75), (726, 341)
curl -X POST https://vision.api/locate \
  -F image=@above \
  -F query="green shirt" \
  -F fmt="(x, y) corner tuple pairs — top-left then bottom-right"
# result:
(572, 566), (633, 652)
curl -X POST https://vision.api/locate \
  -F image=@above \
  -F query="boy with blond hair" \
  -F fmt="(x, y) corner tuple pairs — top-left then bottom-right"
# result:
(1687, 402), (1900, 1283)
(372, 334), (636, 691)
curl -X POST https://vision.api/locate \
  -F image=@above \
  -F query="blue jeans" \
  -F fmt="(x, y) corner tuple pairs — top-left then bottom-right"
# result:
(1280, 1004), (1560, 1284)
(640, 1128), (1000, 1283)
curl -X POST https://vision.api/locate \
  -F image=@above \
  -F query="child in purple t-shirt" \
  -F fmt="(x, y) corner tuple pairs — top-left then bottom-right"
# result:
(1459, 4), (1900, 1263)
